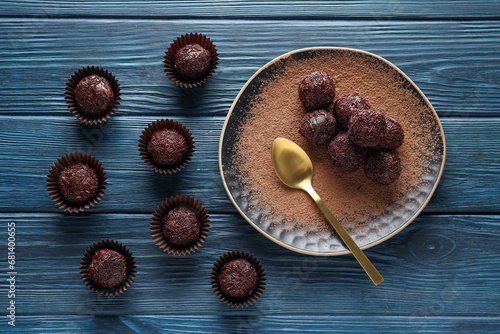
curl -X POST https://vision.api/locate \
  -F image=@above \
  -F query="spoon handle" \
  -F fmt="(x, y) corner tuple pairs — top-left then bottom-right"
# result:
(305, 185), (384, 285)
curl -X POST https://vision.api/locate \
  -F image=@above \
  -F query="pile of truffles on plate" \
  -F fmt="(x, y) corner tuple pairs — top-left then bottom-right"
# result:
(297, 71), (404, 186)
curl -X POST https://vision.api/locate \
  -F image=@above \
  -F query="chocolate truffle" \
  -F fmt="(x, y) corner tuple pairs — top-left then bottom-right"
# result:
(333, 93), (371, 129)
(148, 129), (188, 167)
(298, 71), (336, 111)
(375, 115), (405, 150)
(299, 110), (337, 146)
(88, 249), (128, 288)
(74, 75), (115, 116)
(348, 109), (386, 148)
(364, 151), (402, 185)
(58, 163), (99, 203)
(327, 132), (367, 173)
(174, 43), (211, 83)
(163, 206), (201, 246)
(219, 259), (258, 298)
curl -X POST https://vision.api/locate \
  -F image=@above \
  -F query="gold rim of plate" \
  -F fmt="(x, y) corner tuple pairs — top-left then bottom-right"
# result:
(218, 47), (447, 256)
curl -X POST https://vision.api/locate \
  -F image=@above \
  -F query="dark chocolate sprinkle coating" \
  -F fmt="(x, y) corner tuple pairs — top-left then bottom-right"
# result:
(162, 206), (201, 246)
(148, 129), (188, 167)
(298, 71), (336, 111)
(58, 163), (99, 203)
(88, 249), (128, 288)
(219, 259), (258, 298)
(364, 150), (402, 185)
(327, 132), (367, 173)
(348, 108), (386, 148)
(299, 110), (337, 146)
(333, 93), (371, 129)
(74, 75), (115, 116)
(174, 43), (211, 83)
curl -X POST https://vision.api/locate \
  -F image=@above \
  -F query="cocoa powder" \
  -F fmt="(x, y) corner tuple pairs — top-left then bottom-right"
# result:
(229, 50), (443, 240)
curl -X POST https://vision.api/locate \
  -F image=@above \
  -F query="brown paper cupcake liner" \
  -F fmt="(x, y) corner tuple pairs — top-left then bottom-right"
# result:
(46, 152), (107, 213)
(65, 66), (121, 125)
(138, 119), (195, 174)
(163, 32), (219, 88)
(80, 240), (137, 297)
(211, 250), (267, 308)
(150, 195), (210, 255)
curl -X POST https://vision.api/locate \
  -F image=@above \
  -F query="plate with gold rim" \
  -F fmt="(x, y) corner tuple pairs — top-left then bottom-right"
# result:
(219, 47), (445, 256)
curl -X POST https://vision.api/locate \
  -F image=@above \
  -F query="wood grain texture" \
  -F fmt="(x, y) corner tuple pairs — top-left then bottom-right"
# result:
(0, 116), (499, 213)
(1, 1), (500, 19)
(0, 213), (498, 321)
(1, 1), (499, 332)
(1, 19), (499, 117)
(9, 315), (500, 334)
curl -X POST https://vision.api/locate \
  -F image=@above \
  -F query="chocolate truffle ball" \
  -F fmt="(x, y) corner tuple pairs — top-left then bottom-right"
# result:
(174, 43), (211, 83)
(364, 151), (402, 186)
(298, 71), (336, 111)
(148, 129), (188, 167)
(74, 75), (115, 116)
(375, 115), (405, 150)
(327, 132), (367, 173)
(348, 109), (386, 148)
(219, 259), (258, 298)
(333, 93), (371, 129)
(163, 206), (201, 246)
(58, 163), (99, 203)
(88, 249), (128, 288)
(299, 110), (337, 146)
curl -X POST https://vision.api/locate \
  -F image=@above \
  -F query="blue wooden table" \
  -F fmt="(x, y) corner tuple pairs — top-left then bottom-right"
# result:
(1, 1), (500, 333)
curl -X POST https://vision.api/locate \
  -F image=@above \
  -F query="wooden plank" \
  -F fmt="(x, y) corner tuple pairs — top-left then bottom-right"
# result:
(1, 1), (499, 19)
(11, 315), (500, 333)
(1, 213), (499, 319)
(0, 116), (499, 213)
(0, 3), (497, 332)
(0, 116), (227, 212)
(1, 19), (499, 117)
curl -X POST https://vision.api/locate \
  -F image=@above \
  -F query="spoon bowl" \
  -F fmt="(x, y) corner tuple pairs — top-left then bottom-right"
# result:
(271, 137), (384, 285)
(271, 138), (313, 190)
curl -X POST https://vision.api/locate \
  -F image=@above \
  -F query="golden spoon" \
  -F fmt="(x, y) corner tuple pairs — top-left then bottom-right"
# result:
(271, 137), (384, 285)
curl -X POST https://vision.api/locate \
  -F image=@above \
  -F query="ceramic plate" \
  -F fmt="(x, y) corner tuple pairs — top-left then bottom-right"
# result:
(219, 47), (446, 256)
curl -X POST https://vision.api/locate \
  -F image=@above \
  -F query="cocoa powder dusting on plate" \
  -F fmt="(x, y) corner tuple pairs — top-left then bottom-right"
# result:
(230, 50), (441, 238)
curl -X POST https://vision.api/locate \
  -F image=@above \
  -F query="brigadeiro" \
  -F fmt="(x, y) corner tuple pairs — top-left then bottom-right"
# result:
(175, 44), (211, 83)
(348, 108), (386, 148)
(138, 119), (195, 174)
(375, 115), (405, 150)
(364, 150), (402, 186)
(211, 250), (266, 307)
(88, 249), (127, 288)
(58, 163), (99, 203)
(327, 132), (367, 173)
(164, 33), (219, 88)
(219, 259), (258, 298)
(163, 206), (200, 246)
(80, 240), (137, 297)
(298, 71), (336, 111)
(65, 66), (121, 125)
(46, 153), (107, 213)
(299, 110), (337, 146)
(149, 129), (188, 167)
(333, 93), (371, 129)
(150, 195), (209, 255)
